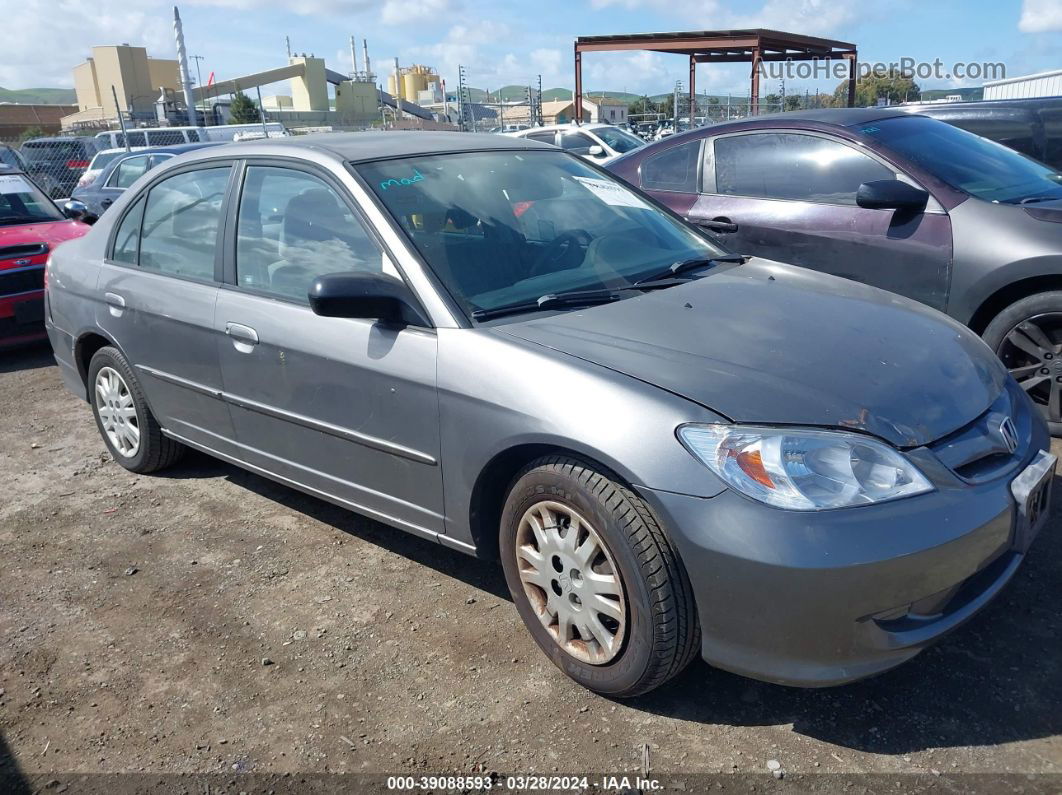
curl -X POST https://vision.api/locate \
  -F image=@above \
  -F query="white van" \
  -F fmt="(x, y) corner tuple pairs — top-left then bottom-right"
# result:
(94, 123), (287, 149)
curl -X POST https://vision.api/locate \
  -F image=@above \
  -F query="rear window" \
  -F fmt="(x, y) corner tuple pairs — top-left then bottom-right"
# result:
(21, 140), (92, 161)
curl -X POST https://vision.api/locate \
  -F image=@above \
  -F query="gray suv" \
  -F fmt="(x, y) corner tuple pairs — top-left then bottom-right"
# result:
(45, 133), (1053, 696)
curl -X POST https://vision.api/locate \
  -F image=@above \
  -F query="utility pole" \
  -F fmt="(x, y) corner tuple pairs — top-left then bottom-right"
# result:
(673, 80), (681, 127)
(190, 55), (205, 123)
(112, 85), (131, 152)
(536, 74), (542, 126)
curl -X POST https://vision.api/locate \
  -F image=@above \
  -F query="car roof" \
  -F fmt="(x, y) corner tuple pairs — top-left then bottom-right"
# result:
(174, 131), (556, 165)
(104, 142), (226, 157)
(721, 108), (910, 127)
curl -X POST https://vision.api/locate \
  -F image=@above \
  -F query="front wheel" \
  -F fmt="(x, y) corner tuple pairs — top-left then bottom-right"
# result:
(983, 291), (1062, 436)
(500, 456), (699, 697)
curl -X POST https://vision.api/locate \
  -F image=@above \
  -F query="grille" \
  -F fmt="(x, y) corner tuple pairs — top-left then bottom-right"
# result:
(0, 265), (44, 297)
(929, 381), (1030, 482)
(0, 242), (48, 261)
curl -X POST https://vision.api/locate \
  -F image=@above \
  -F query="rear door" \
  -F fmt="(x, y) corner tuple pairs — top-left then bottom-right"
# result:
(693, 130), (953, 310)
(213, 160), (444, 536)
(95, 162), (238, 453)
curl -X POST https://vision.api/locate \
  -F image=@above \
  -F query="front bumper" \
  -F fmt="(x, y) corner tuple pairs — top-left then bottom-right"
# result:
(0, 291), (46, 347)
(639, 416), (1052, 687)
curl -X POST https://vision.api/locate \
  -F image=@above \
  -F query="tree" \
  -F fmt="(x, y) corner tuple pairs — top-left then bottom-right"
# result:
(228, 92), (260, 124)
(832, 69), (920, 107)
(784, 94), (802, 111)
(19, 125), (46, 142)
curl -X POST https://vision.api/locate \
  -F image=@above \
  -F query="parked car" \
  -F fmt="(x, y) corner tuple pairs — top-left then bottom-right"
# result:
(609, 108), (1062, 434)
(72, 142), (227, 216)
(0, 166), (90, 347)
(504, 122), (645, 164)
(19, 136), (99, 199)
(46, 132), (1052, 696)
(901, 96), (1062, 171)
(75, 146), (149, 193)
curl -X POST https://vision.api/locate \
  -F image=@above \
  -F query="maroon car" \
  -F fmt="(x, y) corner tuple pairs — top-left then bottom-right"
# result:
(608, 109), (1062, 434)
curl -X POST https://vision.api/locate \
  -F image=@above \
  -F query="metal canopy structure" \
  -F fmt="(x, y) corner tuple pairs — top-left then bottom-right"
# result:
(574, 29), (858, 121)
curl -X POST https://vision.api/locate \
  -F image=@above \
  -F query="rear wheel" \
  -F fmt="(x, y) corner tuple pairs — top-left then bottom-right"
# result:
(88, 346), (184, 473)
(500, 456), (699, 697)
(984, 292), (1062, 436)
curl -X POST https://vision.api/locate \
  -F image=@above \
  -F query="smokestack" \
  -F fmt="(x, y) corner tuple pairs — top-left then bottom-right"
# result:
(350, 35), (359, 77)
(173, 6), (197, 126)
(363, 39), (371, 82)
(286, 35), (291, 60)
(394, 57), (401, 100)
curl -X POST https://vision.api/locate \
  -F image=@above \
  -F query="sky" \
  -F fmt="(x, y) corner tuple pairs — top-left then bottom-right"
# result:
(2, 0), (1061, 99)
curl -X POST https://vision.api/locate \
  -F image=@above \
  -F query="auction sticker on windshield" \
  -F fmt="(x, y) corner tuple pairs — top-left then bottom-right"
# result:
(573, 176), (650, 209)
(0, 174), (34, 194)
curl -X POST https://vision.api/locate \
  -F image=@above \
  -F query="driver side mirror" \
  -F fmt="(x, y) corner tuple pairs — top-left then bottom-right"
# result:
(308, 272), (430, 327)
(63, 200), (97, 225)
(856, 180), (929, 213)
(588, 144), (605, 157)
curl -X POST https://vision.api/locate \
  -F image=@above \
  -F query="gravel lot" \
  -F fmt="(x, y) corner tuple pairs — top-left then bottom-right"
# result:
(1, 341), (1060, 792)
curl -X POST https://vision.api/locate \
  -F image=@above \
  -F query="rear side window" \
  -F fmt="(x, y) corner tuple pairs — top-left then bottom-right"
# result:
(138, 167), (230, 281)
(146, 130), (186, 146)
(115, 131), (147, 148)
(526, 131), (557, 145)
(187, 129), (200, 142)
(235, 166), (386, 301)
(111, 198), (145, 265)
(641, 140), (699, 192)
(559, 132), (596, 155)
(109, 155), (151, 188)
(713, 133), (894, 205)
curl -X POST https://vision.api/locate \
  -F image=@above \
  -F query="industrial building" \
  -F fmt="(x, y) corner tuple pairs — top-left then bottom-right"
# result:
(387, 64), (444, 106)
(64, 44), (181, 128)
(984, 69), (1062, 100)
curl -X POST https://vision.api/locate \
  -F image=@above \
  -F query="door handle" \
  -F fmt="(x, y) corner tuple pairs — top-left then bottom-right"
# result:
(697, 217), (738, 233)
(104, 291), (126, 317)
(225, 322), (259, 346)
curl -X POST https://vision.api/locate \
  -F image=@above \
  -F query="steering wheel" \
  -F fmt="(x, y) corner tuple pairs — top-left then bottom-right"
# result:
(528, 230), (592, 278)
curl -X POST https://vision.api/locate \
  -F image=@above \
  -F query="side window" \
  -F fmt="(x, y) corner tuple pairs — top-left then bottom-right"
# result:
(147, 130), (186, 147)
(641, 139), (700, 192)
(148, 153), (175, 169)
(526, 131), (556, 145)
(235, 166), (386, 302)
(139, 167), (230, 280)
(116, 131), (147, 148)
(713, 133), (895, 205)
(1042, 109), (1062, 170)
(111, 198), (145, 265)
(559, 132), (595, 155)
(109, 155), (150, 188)
(186, 129), (200, 142)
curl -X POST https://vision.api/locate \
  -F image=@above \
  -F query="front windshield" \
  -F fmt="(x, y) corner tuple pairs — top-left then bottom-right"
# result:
(866, 116), (1062, 204)
(356, 150), (725, 318)
(0, 172), (63, 224)
(594, 126), (645, 154)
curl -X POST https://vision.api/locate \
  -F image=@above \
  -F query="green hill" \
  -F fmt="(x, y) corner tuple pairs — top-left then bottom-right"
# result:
(0, 86), (76, 104)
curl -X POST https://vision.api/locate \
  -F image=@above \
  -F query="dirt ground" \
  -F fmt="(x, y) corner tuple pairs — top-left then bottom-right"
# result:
(1, 341), (1060, 792)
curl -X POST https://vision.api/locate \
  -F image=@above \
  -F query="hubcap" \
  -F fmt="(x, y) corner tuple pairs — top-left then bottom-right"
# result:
(1000, 314), (1062, 424)
(94, 366), (140, 458)
(514, 501), (626, 665)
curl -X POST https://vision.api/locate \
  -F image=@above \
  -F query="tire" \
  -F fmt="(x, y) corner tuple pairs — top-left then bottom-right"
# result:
(983, 291), (1062, 437)
(87, 346), (185, 473)
(499, 455), (699, 697)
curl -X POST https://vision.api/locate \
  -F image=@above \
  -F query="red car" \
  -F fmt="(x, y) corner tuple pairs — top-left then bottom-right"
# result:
(0, 168), (90, 348)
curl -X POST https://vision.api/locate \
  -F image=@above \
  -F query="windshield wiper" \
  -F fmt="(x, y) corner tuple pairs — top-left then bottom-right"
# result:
(471, 289), (624, 321)
(633, 254), (745, 286)
(1018, 196), (1062, 205)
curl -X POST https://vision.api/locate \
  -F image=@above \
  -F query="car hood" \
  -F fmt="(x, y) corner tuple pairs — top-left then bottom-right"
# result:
(498, 259), (1007, 448)
(0, 219), (89, 248)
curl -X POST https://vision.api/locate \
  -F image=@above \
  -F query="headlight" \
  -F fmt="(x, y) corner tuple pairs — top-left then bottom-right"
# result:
(677, 424), (933, 510)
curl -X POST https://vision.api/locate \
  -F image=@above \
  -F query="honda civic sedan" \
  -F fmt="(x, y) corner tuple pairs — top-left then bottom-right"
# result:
(45, 132), (1054, 696)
